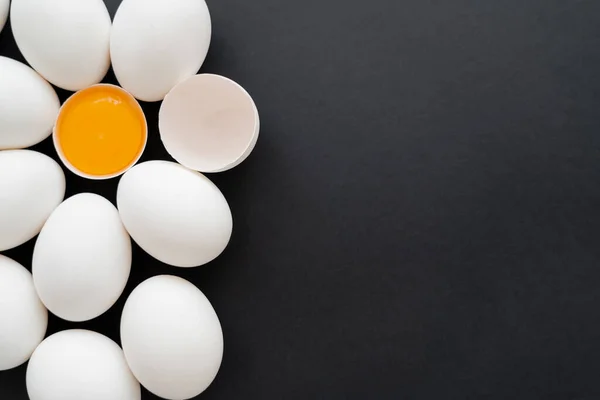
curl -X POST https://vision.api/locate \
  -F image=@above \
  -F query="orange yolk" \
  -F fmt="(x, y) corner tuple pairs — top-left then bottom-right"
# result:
(56, 85), (146, 176)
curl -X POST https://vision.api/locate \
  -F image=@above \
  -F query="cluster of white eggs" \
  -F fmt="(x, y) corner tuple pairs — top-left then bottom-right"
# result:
(0, 0), (259, 399)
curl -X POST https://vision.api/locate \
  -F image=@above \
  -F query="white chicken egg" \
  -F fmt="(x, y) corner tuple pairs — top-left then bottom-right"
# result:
(0, 150), (65, 251)
(32, 193), (132, 322)
(121, 275), (223, 400)
(26, 330), (141, 400)
(117, 161), (232, 268)
(0, 255), (48, 371)
(0, 56), (60, 150)
(0, 0), (8, 33)
(110, 0), (211, 101)
(10, 0), (111, 91)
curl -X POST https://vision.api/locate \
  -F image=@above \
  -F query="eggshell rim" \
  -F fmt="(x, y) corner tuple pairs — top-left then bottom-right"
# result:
(52, 83), (148, 180)
(158, 73), (260, 173)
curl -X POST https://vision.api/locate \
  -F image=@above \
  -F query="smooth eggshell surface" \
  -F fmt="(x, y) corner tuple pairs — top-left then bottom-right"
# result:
(117, 161), (232, 268)
(0, 255), (48, 371)
(0, 150), (65, 251)
(26, 330), (141, 400)
(110, 0), (211, 101)
(121, 275), (223, 400)
(159, 74), (260, 173)
(0, 56), (60, 150)
(10, 0), (111, 91)
(33, 193), (132, 322)
(0, 0), (8, 33)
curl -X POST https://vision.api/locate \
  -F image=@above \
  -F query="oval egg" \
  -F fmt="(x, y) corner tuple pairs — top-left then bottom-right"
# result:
(117, 161), (232, 268)
(110, 0), (211, 101)
(0, 255), (48, 371)
(0, 0), (8, 33)
(121, 275), (223, 400)
(0, 150), (65, 251)
(33, 193), (132, 322)
(10, 0), (111, 91)
(0, 57), (60, 150)
(27, 330), (141, 400)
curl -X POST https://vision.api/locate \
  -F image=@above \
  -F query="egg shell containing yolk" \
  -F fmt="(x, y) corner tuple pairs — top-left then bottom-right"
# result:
(0, 255), (48, 371)
(0, 56), (60, 150)
(0, 150), (65, 252)
(32, 193), (132, 322)
(53, 84), (147, 180)
(117, 161), (232, 268)
(10, 0), (111, 91)
(110, 0), (212, 101)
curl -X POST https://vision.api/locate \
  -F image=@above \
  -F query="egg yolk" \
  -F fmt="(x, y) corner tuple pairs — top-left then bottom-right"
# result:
(55, 85), (146, 176)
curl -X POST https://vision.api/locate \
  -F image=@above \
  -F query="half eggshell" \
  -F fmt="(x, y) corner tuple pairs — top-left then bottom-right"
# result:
(158, 74), (260, 173)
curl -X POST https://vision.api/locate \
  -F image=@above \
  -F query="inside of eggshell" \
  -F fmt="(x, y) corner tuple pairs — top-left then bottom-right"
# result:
(159, 75), (258, 172)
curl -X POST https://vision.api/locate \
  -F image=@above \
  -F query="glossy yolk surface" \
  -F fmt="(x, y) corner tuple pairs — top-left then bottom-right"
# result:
(56, 85), (146, 176)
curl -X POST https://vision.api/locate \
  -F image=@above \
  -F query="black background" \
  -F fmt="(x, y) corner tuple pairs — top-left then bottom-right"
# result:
(2, 0), (600, 399)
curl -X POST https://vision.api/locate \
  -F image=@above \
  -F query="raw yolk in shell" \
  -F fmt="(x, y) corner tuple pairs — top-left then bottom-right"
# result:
(55, 85), (146, 176)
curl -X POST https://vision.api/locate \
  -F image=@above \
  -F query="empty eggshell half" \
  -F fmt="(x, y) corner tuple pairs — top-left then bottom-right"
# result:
(159, 74), (260, 173)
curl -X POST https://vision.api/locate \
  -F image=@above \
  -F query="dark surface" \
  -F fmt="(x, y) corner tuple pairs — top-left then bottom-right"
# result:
(2, 0), (600, 399)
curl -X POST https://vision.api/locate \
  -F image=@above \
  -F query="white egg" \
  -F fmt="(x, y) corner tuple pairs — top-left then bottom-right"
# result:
(111, 0), (211, 101)
(0, 255), (48, 371)
(0, 150), (65, 251)
(117, 161), (232, 268)
(0, 0), (8, 33)
(10, 0), (111, 91)
(27, 330), (141, 400)
(121, 275), (223, 400)
(33, 193), (132, 322)
(0, 57), (60, 150)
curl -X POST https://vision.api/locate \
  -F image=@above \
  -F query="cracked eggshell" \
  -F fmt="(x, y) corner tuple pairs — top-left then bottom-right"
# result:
(10, 0), (111, 91)
(32, 193), (132, 322)
(0, 57), (60, 150)
(0, 255), (48, 371)
(117, 161), (232, 268)
(159, 74), (260, 173)
(0, 150), (65, 251)
(110, 0), (211, 102)
(26, 330), (141, 400)
(120, 275), (223, 400)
